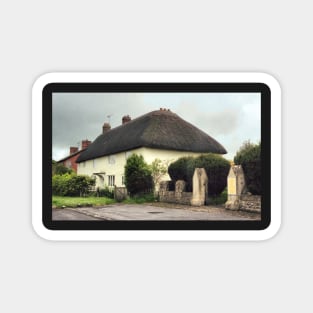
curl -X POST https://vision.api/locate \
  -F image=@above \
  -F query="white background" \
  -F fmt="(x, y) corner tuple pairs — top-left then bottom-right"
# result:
(0, 0), (310, 312)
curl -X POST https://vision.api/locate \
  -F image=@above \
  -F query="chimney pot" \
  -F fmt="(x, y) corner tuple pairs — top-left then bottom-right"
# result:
(122, 115), (131, 124)
(70, 147), (79, 155)
(102, 122), (111, 134)
(81, 140), (91, 150)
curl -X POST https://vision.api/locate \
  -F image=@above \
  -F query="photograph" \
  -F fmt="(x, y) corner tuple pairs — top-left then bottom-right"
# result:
(50, 88), (264, 227)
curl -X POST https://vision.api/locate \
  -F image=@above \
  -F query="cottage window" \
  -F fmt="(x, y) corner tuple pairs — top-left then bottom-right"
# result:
(93, 159), (96, 168)
(108, 155), (115, 164)
(108, 175), (115, 186)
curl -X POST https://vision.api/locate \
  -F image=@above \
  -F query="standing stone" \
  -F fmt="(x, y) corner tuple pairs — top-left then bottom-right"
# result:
(175, 180), (187, 202)
(225, 165), (246, 210)
(175, 180), (186, 193)
(191, 168), (208, 206)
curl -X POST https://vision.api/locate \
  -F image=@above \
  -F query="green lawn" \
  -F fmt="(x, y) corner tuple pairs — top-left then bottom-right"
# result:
(52, 196), (116, 208)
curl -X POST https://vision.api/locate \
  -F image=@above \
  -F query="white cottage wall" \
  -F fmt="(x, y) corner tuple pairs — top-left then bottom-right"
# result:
(77, 147), (206, 188)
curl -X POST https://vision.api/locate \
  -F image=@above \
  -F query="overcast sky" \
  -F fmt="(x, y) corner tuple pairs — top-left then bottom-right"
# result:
(52, 92), (261, 161)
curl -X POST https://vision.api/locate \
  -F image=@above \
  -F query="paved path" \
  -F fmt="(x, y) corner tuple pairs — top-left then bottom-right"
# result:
(52, 203), (260, 221)
(52, 209), (103, 220)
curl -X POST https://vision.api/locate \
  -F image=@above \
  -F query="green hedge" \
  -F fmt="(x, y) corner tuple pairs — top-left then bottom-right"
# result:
(234, 141), (261, 195)
(52, 173), (95, 196)
(168, 154), (230, 195)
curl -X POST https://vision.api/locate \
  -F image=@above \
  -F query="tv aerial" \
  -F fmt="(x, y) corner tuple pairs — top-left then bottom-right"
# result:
(107, 114), (113, 124)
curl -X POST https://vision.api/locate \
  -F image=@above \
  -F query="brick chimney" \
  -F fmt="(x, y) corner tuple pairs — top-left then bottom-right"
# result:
(81, 140), (91, 150)
(102, 122), (111, 134)
(122, 115), (131, 124)
(70, 147), (79, 155)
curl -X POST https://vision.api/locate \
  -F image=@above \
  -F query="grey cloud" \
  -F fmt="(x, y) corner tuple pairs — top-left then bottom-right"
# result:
(52, 93), (260, 161)
(176, 102), (242, 137)
(52, 93), (146, 160)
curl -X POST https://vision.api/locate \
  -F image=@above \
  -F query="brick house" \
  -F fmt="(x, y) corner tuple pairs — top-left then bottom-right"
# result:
(57, 140), (91, 173)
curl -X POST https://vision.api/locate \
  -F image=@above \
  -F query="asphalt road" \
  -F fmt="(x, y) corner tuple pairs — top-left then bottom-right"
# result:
(52, 209), (103, 220)
(52, 204), (260, 221)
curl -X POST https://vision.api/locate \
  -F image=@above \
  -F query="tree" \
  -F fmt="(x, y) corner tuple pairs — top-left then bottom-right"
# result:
(52, 162), (73, 175)
(124, 154), (153, 195)
(149, 158), (169, 190)
(234, 141), (261, 195)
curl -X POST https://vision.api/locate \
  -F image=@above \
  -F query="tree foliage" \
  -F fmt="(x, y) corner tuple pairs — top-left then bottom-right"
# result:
(168, 154), (230, 195)
(124, 154), (153, 195)
(149, 158), (169, 189)
(192, 154), (230, 195)
(52, 162), (73, 175)
(168, 156), (193, 183)
(234, 141), (261, 195)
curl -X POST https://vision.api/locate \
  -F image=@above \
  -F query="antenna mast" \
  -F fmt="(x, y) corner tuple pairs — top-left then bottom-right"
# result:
(107, 114), (113, 124)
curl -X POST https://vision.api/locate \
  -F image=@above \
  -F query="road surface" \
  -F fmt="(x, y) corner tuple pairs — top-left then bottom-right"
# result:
(52, 203), (260, 221)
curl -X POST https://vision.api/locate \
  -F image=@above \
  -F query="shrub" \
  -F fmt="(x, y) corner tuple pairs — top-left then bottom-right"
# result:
(52, 173), (95, 196)
(168, 154), (230, 195)
(168, 157), (194, 191)
(191, 154), (230, 196)
(52, 162), (73, 175)
(96, 187), (115, 198)
(211, 187), (228, 205)
(124, 154), (153, 196)
(234, 141), (261, 195)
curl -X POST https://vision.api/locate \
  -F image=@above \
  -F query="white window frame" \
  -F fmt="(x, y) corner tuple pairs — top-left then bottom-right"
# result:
(108, 175), (115, 187)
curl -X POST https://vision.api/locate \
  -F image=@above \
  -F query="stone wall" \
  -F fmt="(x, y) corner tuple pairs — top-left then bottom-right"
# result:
(159, 180), (193, 205)
(159, 190), (192, 205)
(239, 195), (261, 213)
(159, 168), (210, 206)
(225, 165), (261, 213)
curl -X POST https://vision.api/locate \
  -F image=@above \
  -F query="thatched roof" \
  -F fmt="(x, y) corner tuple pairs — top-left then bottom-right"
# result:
(76, 109), (227, 163)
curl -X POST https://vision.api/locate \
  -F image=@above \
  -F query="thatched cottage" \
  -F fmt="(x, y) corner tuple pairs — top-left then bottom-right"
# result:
(76, 108), (227, 188)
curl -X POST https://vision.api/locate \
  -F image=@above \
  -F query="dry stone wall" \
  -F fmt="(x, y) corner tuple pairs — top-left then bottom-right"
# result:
(159, 180), (192, 205)
(225, 165), (261, 213)
(159, 168), (209, 206)
(239, 195), (261, 213)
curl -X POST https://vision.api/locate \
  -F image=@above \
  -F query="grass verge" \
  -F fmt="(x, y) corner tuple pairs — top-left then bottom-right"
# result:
(122, 193), (156, 204)
(52, 196), (116, 208)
